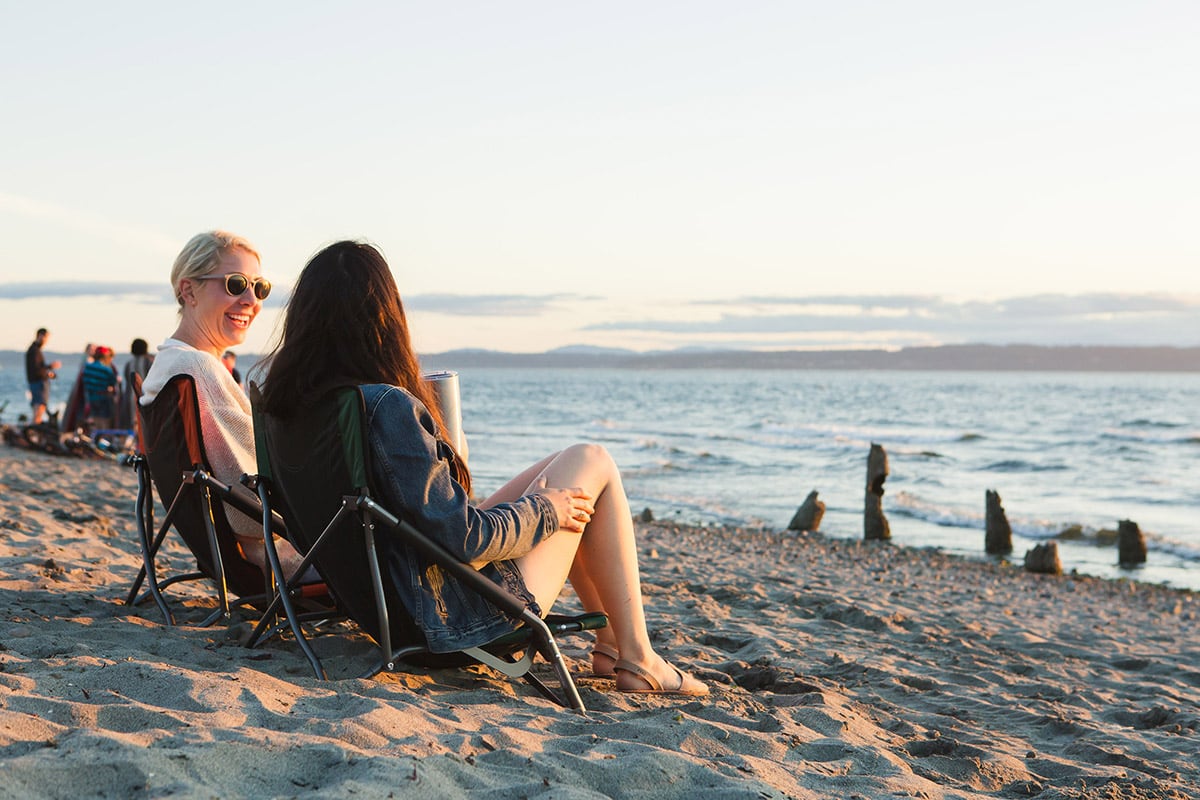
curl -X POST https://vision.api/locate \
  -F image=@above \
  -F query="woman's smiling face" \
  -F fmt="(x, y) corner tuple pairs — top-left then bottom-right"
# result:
(180, 247), (264, 355)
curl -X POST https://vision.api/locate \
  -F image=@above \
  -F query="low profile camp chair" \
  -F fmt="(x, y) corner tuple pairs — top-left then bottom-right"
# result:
(125, 374), (324, 626)
(247, 384), (606, 712)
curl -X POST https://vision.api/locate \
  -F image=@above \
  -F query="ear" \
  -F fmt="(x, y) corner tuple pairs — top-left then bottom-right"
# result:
(178, 278), (196, 305)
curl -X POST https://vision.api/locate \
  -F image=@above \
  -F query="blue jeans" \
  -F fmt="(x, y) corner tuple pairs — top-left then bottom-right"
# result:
(28, 380), (49, 409)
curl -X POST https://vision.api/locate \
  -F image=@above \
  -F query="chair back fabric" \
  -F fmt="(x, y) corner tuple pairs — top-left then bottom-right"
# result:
(251, 385), (419, 646)
(138, 374), (264, 595)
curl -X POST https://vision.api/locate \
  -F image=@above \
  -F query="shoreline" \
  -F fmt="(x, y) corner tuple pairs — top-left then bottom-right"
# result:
(2, 443), (1198, 798)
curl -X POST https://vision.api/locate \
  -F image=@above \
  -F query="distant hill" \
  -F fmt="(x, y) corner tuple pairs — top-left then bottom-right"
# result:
(422, 344), (1200, 372)
(4, 344), (1199, 375)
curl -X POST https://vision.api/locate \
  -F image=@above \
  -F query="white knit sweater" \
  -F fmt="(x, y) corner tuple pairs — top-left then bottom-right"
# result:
(139, 338), (307, 577)
(140, 339), (258, 538)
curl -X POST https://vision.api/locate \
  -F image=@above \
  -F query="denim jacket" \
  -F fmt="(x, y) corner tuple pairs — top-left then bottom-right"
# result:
(360, 383), (558, 652)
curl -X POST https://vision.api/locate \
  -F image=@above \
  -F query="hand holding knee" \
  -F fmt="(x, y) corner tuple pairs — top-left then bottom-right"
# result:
(531, 475), (595, 533)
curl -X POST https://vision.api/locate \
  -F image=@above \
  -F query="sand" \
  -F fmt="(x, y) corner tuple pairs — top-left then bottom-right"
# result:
(1, 441), (1198, 800)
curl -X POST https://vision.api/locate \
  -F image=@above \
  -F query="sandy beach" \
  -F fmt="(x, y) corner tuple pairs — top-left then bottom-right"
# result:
(1, 441), (1197, 799)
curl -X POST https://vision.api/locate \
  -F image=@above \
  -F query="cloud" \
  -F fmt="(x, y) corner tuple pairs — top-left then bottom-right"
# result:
(586, 293), (1200, 347)
(701, 294), (947, 310)
(0, 282), (581, 318)
(405, 293), (585, 317)
(0, 281), (173, 302)
(3, 283), (1196, 348)
(0, 280), (290, 307)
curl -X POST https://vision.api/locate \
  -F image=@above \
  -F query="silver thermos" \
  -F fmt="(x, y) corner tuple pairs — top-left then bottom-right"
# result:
(422, 370), (467, 463)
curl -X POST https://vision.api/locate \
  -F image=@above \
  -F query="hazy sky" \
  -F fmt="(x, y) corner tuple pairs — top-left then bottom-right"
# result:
(2, 1), (1197, 354)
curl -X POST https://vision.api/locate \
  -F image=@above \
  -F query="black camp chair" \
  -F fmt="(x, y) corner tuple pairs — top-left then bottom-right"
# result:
(247, 384), (606, 712)
(125, 374), (326, 626)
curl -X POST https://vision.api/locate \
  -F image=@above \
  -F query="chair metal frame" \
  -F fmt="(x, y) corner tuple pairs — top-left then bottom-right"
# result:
(125, 456), (264, 626)
(124, 374), (309, 627)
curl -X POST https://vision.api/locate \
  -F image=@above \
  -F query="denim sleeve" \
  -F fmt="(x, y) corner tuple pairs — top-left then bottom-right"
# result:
(364, 385), (558, 566)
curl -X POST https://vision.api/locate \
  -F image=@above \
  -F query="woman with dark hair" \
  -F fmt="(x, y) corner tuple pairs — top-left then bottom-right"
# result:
(258, 240), (707, 696)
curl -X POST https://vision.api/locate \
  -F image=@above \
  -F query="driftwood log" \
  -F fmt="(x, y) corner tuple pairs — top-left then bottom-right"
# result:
(1117, 519), (1147, 566)
(788, 490), (825, 532)
(864, 443), (890, 541)
(985, 489), (1013, 555)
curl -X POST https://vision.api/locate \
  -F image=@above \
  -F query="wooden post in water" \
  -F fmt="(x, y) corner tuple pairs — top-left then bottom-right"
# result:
(1117, 519), (1147, 566)
(985, 489), (1014, 555)
(864, 443), (890, 541)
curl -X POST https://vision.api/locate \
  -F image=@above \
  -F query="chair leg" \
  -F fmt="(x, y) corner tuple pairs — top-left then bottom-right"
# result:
(125, 462), (152, 605)
(361, 509), (394, 673)
(461, 612), (587, 712)
(127, 462), (175, 625)
(253, 480), (326, 679)
(520, 610), (587, 713)
(198, 483), (232, 626)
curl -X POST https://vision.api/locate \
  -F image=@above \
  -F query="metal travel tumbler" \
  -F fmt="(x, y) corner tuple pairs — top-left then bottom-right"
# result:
(422, 370), (467, 462)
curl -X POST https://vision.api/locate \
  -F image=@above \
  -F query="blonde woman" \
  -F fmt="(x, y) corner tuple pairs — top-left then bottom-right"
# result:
(141, 231), (304, 577)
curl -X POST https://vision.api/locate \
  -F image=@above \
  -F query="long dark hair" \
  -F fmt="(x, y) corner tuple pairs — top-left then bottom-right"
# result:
(257, 240), (470, 489)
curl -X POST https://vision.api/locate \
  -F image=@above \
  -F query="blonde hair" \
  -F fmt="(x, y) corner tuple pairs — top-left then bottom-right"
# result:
(170, 230), (261, 307)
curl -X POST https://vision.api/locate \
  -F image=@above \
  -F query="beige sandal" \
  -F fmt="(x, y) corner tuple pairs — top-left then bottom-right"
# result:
(591, 642), (619, 678)
(614, 658), (709, 696)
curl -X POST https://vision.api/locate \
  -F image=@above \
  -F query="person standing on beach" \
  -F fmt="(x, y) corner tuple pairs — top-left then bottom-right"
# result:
(82, 346), (119, 430)
(25, 328), (62, 425)
(257, 241), (707, 696)
(118, 338), (154, 429)
(62, 344), (96, 431)
(139, 230), (305, 578)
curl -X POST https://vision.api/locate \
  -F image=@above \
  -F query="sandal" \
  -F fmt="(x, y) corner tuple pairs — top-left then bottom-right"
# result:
(591, 642), (619, 678)
(614, 658), (709, 696)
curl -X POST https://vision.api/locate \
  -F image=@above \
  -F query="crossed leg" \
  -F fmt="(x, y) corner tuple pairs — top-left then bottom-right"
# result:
(481, 443), (706, 694)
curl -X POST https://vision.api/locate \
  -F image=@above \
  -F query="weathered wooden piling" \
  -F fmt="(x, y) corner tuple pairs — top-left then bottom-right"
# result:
(985, 489), (1013, 555)
(788, 490), (825, 532)
(1117, 519), (1147, 566)
(1024, 541), (1062, 575)
(864, 443), (890, 541)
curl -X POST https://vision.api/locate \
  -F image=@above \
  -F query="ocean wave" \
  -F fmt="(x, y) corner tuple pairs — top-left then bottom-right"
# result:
(630, 438), (740, 467)
(1146, 535), (1200, 563)
(890, 491), (982, 529)
(624, 490), (757, 528)
(1120, 418), (1184, 429)
(1101, 428), (1200, 446)
(983, 459), (1069, 473)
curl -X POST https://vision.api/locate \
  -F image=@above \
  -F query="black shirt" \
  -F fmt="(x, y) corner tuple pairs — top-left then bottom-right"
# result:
(25, 342), (51, 383)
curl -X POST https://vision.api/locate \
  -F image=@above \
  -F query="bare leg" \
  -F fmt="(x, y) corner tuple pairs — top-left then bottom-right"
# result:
(478, 452), (559, 509)
(481, 455), (618, 670)
(512, 444), (706, 693)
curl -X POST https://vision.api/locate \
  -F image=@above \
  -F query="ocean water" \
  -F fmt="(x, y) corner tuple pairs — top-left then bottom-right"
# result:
(449, 368), (1200, 592)
(3, 353), (1198, 591)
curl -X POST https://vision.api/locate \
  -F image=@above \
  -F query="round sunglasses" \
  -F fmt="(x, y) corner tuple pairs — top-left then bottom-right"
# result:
(193, 272), (272, 300)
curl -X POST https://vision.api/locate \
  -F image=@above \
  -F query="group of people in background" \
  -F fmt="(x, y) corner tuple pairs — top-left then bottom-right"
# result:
(23, 327), (243, 433)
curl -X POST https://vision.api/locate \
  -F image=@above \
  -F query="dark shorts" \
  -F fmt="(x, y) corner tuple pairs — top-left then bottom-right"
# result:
(28, 380), (49, 408)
